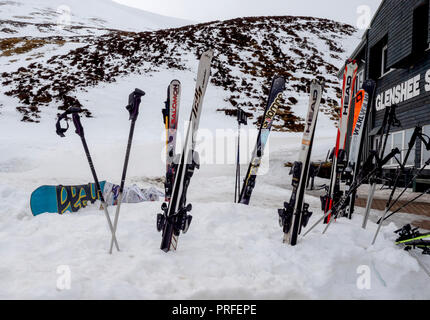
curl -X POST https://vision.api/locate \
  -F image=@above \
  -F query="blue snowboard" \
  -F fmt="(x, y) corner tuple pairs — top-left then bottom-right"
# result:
(30, 181), (106, 216)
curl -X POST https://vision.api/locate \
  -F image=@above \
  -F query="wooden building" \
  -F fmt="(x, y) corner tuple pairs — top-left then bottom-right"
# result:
(348, 0), (430, 188)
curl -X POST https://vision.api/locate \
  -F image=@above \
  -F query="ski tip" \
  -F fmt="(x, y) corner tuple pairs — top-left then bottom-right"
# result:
(202, 49), (214, 60)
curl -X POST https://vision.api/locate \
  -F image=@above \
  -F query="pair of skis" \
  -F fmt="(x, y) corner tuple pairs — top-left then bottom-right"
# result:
(343, 80), (376, 219)
(157, 49), (214, 253)
(304, 101), (402, 237)
(56, 89), (145, 253)
(235, 77), (324, 246)
(278, 79), (324, 245)
(322, 60), (358, 223)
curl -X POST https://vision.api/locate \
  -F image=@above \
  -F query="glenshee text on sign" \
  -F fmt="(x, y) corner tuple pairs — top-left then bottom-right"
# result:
(376, 69), (430, 111)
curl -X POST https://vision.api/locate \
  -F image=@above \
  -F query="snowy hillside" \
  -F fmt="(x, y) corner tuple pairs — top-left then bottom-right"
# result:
(1, 15), (359, 129)
(0, 0), (192, 37)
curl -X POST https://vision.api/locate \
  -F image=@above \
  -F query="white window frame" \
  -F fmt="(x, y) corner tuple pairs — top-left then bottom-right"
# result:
(380, 129), (416, 168)
(380, 45), (395, 78)
(354, 69), (365, 97)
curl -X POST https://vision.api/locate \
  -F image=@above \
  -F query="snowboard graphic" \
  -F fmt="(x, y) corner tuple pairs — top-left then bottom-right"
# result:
(30, 182), (106, 216)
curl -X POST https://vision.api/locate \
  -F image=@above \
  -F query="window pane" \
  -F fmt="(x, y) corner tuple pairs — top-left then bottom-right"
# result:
(392, 132), (403, 165)
(383, 47), (388, 73)
(423, 126), (430, 165)
(404, 128), (416, 166)
(381, 133), (392, 165)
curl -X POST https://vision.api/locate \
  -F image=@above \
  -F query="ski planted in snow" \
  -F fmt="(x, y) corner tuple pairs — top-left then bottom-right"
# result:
(156, 49), (214, 252)
(235, 107), (248, 203)
(343, 79), (376, 219)
(278, 79), (323, 245)
(238, 75), (286, 205)
(321, 59), (358, 223)
(162, 80), (181, 202)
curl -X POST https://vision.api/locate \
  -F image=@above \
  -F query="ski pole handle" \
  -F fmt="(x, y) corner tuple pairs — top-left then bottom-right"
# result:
(72, 113), (84, 138)
(56, 112), (70, 137)
(126, 88), (146, 121)
(380, 148), (400, 167)
(56, 107), (84, 138)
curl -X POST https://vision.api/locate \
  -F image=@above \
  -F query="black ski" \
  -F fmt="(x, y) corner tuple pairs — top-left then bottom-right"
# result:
(238, 75), (286, 205)
(278, 80), (323, 245)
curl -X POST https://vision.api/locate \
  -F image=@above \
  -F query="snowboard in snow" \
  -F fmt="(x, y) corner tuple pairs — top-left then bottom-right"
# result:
(30, 181), (106, 216)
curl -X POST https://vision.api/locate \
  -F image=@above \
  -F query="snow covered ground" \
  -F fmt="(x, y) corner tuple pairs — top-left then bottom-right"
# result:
(0, 66), (429, 299)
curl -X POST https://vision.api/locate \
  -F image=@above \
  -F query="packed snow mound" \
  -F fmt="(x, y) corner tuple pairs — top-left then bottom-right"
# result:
(1, 198), (429, 299)
(0, 15), (360, 129)
(0, 0), (192, 37)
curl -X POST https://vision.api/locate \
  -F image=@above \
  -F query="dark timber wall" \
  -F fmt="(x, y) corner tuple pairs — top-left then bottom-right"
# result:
(353, 0), (430, 170)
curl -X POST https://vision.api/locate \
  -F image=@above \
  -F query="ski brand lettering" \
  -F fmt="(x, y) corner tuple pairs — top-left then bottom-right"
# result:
(170, 84), (179, 127)
(305, 89), (318, 134)
(353, 96), (368, 135)
(192, 87), (203, 118)
(343, 76), (352, 116)
(239, 76), (286, 205)
(262, 93), (283, 129)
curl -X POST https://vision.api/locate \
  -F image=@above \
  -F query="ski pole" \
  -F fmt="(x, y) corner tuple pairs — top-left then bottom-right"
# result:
(369, 127), (423, 243)
(56, 107), (120, 252)
(302, 147), (400, 238)
(322, 147), (401, 235)
(362, 105), (400, 229)
(372, 159), (430, 245)
(109, 89), (145, 254)
(378, 134), (430, 224)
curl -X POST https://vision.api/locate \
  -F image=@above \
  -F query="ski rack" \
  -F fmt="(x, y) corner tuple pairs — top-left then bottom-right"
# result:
(371, 130), (430, 245)
(362, 104), (401, 229)
(302, 146), (401, 238)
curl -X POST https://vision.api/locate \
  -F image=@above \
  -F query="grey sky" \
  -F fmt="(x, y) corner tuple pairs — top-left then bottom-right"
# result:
(113, 0), (383, 26)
